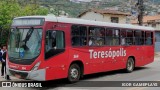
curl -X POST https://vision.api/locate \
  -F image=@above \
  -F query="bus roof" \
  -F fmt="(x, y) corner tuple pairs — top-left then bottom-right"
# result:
(14, 16), (155, 31)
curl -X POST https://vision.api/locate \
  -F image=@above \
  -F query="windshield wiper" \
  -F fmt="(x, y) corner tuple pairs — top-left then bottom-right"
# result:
(22, 27), (34, 50)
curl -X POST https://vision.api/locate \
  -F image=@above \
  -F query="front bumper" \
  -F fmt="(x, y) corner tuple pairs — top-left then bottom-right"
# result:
(7, 68), (46, 81)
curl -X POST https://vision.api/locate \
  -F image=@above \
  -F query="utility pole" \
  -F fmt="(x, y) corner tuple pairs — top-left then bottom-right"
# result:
(55, 4), (64, 16)
(137, 0), (144, 26)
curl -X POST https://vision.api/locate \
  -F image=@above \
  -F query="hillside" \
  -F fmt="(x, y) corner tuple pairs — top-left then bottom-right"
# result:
(17, 0), (160, 17)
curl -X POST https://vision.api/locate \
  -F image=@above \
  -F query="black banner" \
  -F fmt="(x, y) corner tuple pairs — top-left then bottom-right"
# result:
(0, 81), (160, 87)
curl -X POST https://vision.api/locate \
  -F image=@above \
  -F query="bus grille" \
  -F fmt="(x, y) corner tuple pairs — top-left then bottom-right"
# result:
(9, 70), (28, 79)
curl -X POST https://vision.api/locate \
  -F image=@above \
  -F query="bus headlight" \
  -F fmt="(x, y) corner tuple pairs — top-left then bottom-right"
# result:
(31, 61), (41, 71)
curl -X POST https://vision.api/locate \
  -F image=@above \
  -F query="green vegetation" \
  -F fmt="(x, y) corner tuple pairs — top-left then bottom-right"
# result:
(0, 0), (48, 45)
(0, 0), (90, 45)
(0, 0), (159, 45)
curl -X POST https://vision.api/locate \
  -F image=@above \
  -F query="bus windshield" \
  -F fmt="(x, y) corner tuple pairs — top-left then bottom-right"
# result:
(8, 28), (42, 59)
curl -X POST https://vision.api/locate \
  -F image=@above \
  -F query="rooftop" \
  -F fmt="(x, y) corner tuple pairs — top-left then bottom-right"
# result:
(131, 14), (160, 24)
(78, 9), (131, 17)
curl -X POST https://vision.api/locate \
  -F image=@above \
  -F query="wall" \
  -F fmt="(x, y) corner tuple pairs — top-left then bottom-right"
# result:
(79, 11), (127, 24)
(79, 11), (104, 21)
(156, 24), (160, 30)
(103, 14), (126, 24)
(155, 31), (160, 52)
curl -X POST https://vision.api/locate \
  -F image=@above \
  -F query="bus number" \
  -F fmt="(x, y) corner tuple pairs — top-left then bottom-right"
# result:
(73, 54), (79, 59)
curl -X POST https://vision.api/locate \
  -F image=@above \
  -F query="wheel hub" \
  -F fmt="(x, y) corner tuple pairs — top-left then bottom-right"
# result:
(127, 60), (133, 70)
(71, 68), (79, 79)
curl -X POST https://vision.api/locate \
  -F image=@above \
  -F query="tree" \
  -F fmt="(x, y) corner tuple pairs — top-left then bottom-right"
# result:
(0, 0), (49, 45)
(0, 0), (21, 45)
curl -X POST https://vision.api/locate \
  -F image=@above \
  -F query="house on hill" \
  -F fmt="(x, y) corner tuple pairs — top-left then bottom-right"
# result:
(131, 15), (160, 52)
(78, 9), (131, 24)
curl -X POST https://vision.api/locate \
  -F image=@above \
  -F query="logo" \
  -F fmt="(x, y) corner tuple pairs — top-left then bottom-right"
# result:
(89, 48), (127, 59)
(73, 54), (79, 58)
(2, 82), (12, 87)
(9, 65), (19, 69)
(22, 67), (26, 70)
(1, 82), (42, 87)
(19, 48), (24, 58)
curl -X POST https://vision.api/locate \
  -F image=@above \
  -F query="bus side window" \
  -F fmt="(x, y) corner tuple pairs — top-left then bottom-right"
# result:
(45, 31), (56, 52)
(89, 27), (105, 46)
(106, 29), (113, 45)
(106, 29), (120, 46)
(126, 30), (133, 45)
(113, 29), (120, 45)
(134, 31), (142, 45)
(80, 26), (87, 46)
(145, 32), (153, 45)
(45, 30), (65, 59)
(120, 29), (126, 45)
(71, 25), (87, 46)
(141, 31), (145, 45)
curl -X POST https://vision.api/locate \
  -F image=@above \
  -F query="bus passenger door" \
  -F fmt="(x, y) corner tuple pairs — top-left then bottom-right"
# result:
(134, 31), (145, 66)
(45, 30), (69, 79)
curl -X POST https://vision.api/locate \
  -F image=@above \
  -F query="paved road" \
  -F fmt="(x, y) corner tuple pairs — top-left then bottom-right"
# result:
(0, 53), (160, 90)
(52, 53), (160, 90)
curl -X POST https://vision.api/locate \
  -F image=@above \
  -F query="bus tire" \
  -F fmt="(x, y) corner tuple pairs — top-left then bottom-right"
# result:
(126, 57), (134, 73)
(68, 64), (81, 83)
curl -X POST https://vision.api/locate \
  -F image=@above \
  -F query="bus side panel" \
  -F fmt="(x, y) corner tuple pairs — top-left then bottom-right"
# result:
(68, 47), (129, 75)
(132, 46), (142, 67)
(145, 46), (154, 64)
(43, 49), (69, 80)
(136, 46), (154, 67)
(103, 46), (127, 71)
(68, 47), (102, 75)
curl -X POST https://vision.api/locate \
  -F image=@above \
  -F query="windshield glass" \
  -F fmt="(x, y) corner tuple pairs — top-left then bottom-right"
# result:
(8, 28), (42, 59)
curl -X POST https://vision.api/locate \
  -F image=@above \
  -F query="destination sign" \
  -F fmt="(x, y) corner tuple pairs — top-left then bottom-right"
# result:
(12, 18), (45, 26)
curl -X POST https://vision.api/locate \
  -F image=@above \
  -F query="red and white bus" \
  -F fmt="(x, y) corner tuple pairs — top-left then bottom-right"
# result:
(7, 16), (155, 82)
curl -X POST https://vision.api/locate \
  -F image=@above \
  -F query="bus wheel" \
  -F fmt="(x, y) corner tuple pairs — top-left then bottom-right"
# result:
(126, 58), (134, 73)
(68, 64), (81, 83)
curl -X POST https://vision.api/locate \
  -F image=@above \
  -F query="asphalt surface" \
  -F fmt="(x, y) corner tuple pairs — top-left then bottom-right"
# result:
(0, 53), (160, 90)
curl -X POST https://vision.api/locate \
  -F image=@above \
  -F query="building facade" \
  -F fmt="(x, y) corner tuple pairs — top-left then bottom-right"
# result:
(78, 9), (130, 24)
(131, 15), (160, 52)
